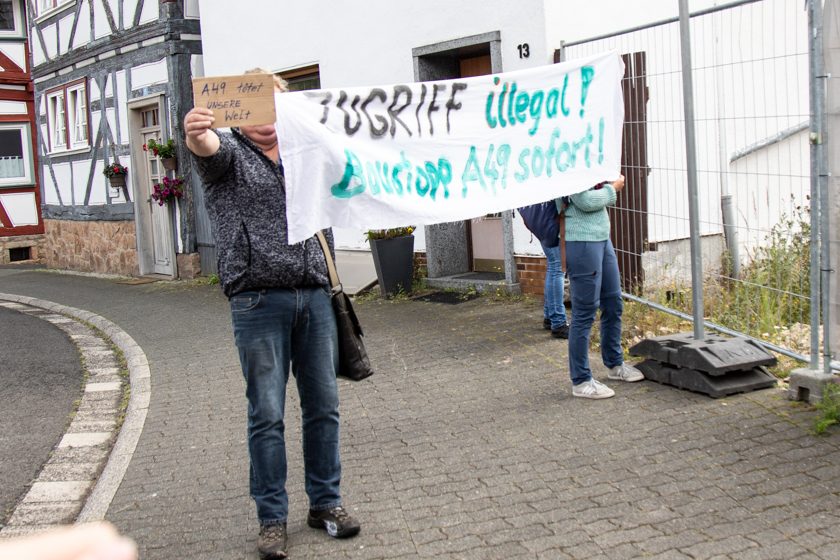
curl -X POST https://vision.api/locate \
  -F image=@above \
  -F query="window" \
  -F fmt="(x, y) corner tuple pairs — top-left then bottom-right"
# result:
(278, 64), (321, 92)
(0, 0), (22, 35)
(36, 0), (74, 17)
(68, 85), (87, 147)
(0, 123), (33, 187)
(46, 80), (89, 153)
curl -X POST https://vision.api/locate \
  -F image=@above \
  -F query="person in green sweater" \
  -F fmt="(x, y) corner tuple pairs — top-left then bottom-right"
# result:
(560, 174), (644, 399)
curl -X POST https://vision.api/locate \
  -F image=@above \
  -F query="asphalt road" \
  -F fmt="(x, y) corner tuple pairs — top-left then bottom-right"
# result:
(0, 304), (84, 528)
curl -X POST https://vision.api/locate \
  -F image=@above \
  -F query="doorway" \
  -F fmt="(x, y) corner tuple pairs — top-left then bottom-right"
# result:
(413, 31), (519, 293)
(129, 96), (176, 277)
(460, 55), (505, 274)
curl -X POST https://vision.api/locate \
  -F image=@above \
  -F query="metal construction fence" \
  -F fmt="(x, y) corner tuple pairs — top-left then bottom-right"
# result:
(560, 0), (836, 372)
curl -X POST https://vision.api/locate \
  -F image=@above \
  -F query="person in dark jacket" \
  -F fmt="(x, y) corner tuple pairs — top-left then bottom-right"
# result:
(184, 72), (360, 560)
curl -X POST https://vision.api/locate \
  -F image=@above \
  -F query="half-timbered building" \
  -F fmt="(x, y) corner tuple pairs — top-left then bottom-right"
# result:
(0, 0), (42, 265)
(29, 0), (202, 277)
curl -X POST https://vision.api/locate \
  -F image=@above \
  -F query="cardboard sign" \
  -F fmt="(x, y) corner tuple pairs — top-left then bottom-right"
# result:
(192, 74), (276, 127)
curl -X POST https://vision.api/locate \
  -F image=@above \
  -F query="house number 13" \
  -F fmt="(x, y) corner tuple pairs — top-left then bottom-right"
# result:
(517, 43), (530, 59)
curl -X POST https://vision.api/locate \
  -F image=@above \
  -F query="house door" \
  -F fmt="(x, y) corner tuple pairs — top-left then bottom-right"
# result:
(134, 105), (175, 276)
(461, 55), (505, 273)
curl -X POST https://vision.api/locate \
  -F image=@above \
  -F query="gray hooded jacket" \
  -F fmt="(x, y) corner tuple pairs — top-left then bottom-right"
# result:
(192, 129), (333, 297)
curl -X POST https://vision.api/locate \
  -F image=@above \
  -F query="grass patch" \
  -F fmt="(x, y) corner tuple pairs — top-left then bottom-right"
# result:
(814, 381), (840, 435)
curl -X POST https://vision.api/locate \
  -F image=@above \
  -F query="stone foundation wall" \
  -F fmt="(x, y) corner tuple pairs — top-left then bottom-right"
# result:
(176, 252), (201, 280)
(0, 234), (47, 265)
(44, 219), (139, 276)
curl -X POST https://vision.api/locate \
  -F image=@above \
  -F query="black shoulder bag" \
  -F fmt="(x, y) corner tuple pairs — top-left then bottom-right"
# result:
(315, 231), (375, 381)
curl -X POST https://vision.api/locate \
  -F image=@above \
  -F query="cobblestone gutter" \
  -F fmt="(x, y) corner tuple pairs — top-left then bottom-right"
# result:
(0, 294), (149, 537)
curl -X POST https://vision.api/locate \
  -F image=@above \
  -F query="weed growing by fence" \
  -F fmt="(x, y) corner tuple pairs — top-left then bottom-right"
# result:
(717, 203), (811, 338)
(814, 382), (840, 435)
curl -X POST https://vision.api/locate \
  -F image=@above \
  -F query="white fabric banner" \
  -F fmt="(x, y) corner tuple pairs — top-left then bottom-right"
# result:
(276, 51), (625, 244)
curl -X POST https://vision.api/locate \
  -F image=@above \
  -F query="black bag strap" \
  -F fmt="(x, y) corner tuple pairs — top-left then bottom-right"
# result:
(315, 231), (342, 292)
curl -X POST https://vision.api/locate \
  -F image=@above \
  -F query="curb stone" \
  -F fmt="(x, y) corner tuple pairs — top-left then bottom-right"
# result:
(0, 293), (149, 537)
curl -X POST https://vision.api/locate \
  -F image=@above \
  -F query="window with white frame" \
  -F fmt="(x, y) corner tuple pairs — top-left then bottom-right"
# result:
(37, 0), (74, 18)
(0, 0), (23, 36)
(0, 123), (33, 187)
(46, 80), (89, 153)
(67, 84), (88, 148)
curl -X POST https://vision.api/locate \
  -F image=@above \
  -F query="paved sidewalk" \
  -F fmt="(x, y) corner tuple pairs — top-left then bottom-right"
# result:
(0, 267), (839, 559)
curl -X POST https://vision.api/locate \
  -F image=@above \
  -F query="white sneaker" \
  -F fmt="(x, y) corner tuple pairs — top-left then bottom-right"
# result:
(608, 363), (645, 382)
(572, 379), (615, 399)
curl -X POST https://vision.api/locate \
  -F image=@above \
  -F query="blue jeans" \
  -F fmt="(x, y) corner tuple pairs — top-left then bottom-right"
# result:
(230, 287), (342, 525)
(540, 242), (568, 329)
(566, 239), (624, 385)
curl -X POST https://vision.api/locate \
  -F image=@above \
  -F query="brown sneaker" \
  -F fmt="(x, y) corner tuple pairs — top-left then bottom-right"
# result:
(258, 522), (287, 559)
(307, 506), (361, 538)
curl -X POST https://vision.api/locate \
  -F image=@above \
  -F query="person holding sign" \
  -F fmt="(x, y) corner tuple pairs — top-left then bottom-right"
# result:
(562, 174), (644, 399)
(184, 70), (360, 560)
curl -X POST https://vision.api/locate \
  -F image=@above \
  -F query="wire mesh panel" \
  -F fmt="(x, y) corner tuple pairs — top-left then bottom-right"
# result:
(561, 0), (813, 360)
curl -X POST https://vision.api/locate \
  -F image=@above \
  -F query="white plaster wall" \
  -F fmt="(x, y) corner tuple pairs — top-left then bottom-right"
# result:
(184, 0), (200, 19)
(90, 110), (101, 146)
(1, 43), (27, 71)
(513, 215), (544, 255)
(42, 161), (59, 204)
(131, 59), (168, 89)
(544, 0), (718, 50)
(71, 165), (86, 205)
(729, 131), (810, 261)
(116, 69), (127, 99)
(41, 23), (57, 60)
(52, 162), (73, 205)
(108, 176), (129, 203)
(138, 0), (158, 25)
(0, 192), (38, 226)
(116, 70), (128, 144)
(88, 76), (101, 104)
(106, 0), (119, 29)
(93, 0), (110, 40)
(199, 0), (548, 85)
(121, 0), (133, 29)
(0, 100), (27, 114)
(190, 54), (204, 79)
(31, 27), (45, 66)
(58, 13), (74, 55)
(73, 0), (92, 49)
(104, 107), (117, 147)
(71, 160), (93, 204)
(39, 122), (48, 152)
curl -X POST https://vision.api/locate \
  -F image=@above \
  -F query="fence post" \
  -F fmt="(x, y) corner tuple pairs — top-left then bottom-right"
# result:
(808, 0), (825, 371)
(678, 0), (704, 341)
(826, 0), (840, 373)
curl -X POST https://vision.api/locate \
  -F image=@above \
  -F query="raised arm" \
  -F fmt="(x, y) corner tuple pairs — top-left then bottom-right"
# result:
(184, 107), (220, 157)
(569, 175), (624, 212)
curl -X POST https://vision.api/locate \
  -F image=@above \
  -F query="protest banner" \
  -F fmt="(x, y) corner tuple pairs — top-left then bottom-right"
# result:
(192, 74), (276, 127)
(276, 51), (625, 244)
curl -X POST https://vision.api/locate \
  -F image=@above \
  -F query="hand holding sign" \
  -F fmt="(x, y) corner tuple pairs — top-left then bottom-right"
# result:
(192, 74), (277, 127)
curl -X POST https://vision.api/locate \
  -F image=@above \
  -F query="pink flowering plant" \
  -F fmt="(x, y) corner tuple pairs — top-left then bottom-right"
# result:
(150, 176), (184, 206)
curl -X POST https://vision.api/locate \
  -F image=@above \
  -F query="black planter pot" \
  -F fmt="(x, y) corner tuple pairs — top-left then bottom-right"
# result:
(369, 235), (415, 297)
